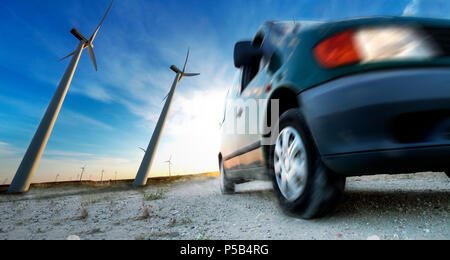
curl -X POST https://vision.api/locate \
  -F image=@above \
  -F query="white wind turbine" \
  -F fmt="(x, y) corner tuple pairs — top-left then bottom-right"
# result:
(134, 49), (199, 187)
(100, 169), (104, 182)
(8, 0), (114, 193)
(79, 165), (87, 182)
(164, 155), (173, 177)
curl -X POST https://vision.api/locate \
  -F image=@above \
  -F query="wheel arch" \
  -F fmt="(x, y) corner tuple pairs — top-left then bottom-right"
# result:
(268, 86), (301, 119)
(262, 85), (301, 167)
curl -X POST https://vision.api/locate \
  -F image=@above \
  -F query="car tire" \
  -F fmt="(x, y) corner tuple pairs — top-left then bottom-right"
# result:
(220, 159), (235, 194)
(269, 109), (346, 219)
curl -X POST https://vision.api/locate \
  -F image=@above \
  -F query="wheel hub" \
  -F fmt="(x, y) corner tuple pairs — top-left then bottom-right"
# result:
(274, 126), (308, 202)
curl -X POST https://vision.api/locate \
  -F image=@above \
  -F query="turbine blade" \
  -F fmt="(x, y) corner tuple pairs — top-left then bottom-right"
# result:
(161, 92), (169, 103)
(88, 43), (98, 71)
(182, 48), (190, 74)
(183, 73), (200, 77)
(89, 0), (114, 43)
(58, 51), (76, 62)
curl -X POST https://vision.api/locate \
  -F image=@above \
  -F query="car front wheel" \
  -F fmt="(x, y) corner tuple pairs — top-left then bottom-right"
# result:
(270, 109), (346, 219)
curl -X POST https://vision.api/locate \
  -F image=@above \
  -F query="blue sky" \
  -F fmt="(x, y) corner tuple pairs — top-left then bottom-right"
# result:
(0, 0), (448, 183)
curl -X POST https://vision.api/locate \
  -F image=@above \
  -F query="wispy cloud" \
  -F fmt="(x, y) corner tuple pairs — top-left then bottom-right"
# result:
(60, 110), (114, 131)
(403, 0), (420, 16)
(45, 150), (94, 158)
(72, 83), (114, 103)
(0, 93), (113, 132)
(0, 142), (16, 156)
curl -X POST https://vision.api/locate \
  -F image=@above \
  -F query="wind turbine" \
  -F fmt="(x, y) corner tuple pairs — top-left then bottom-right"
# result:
(100, 169), (104, 182)
(164, 155), (173, 177)
(134, 49), (200, 187)
(79, 165), (87, 182)
(8, 0), (114, 193)
(55, 174), (60, 183)
(138, 147), (146, 153)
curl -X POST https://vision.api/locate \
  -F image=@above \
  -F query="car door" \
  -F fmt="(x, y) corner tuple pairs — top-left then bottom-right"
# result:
(234, 62), (272, 178)
(220, 71), (242, 174)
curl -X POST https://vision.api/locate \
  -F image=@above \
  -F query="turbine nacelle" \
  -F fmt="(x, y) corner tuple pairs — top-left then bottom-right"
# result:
(70, 28), (89, 43)
(162, 49), (200, 103)
(170, 65), (200, 77)
(170, 65), (183, 74)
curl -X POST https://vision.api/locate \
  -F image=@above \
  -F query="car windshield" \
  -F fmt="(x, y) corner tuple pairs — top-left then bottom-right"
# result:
(261, 20), (323, 48)
(269, 20), (323, 34)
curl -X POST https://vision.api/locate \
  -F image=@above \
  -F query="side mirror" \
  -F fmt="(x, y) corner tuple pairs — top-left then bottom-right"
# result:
(234, 41), (263, 68)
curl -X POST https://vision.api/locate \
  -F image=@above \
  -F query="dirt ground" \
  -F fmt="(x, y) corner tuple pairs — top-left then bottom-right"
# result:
(0, 172), (448, 240)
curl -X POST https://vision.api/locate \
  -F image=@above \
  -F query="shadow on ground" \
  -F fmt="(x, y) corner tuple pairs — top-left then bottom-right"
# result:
(333, 190), (449, 218)
(233, 179), (449, 219)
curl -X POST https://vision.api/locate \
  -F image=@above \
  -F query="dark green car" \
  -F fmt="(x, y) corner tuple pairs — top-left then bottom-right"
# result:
(218, 16), (450, 219)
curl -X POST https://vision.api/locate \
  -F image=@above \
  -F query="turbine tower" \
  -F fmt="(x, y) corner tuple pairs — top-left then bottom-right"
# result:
(134, 49), (199, 187)
(164, 155), (173, 177)
(79, 165), (87, 182)
(8, 0), (114, 193)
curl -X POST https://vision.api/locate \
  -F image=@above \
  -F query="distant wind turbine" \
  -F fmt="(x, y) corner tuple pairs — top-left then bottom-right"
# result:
(139, 147), (146, 153)
(55, 174), (60, 183)
(134, 49), (199, 187)
(100, 169), (104, 182)
(79, 165), (87, 182)
(164, 155), (173, 177)
(8, 0), (114, 193)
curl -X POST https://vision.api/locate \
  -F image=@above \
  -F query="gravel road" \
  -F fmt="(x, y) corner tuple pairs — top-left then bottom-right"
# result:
(0, 172), (448, 240)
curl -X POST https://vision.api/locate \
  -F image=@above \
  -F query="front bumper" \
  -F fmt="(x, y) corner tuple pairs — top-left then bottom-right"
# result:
(299, 68), (450, 175)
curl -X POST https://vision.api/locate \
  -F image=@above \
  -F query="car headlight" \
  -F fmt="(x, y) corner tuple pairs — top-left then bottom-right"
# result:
(314, 26), (439, 68)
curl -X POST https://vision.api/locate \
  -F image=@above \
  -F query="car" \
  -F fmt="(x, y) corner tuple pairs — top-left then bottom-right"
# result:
(218, 16), (450, 219)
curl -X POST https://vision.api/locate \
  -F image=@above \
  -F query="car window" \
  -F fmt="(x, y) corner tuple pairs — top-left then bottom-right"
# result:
(221, 88), (230, 125)
(241, 60), (260, 92)
(231, 70), (242, 97)
(221, 71), (241, 125)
